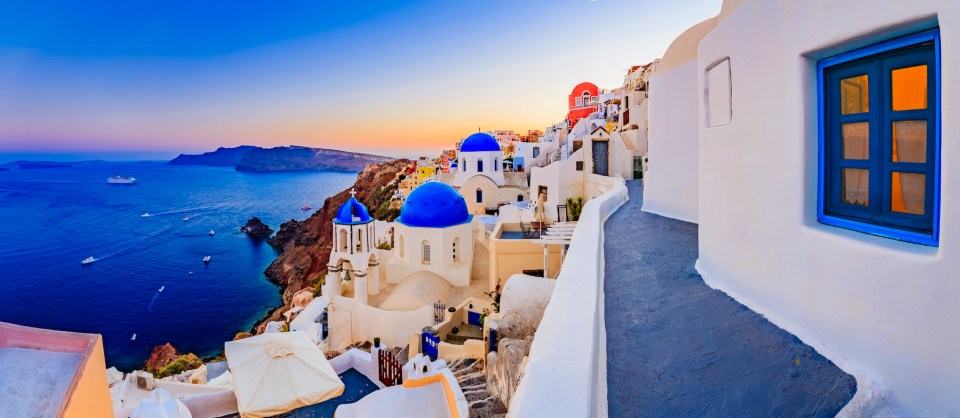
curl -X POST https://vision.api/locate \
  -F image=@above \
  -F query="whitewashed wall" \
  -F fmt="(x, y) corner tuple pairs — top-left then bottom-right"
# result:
(644, 60), (701, 223)
(327, 295), (434, 350)
(508, 181), (627, 418)
(697, 1), (959, 415)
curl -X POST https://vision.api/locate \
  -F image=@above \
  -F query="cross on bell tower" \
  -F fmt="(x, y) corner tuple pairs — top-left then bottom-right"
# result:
(350, 188), (357, 198)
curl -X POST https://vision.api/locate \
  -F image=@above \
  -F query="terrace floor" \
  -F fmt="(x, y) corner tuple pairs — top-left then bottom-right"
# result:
(603, 180), (857, 417)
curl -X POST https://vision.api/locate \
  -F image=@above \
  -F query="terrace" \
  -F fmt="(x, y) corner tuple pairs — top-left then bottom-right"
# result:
(603, 181), (857, 416)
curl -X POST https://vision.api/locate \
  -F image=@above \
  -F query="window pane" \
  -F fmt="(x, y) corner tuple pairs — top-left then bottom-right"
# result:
(892, 120), (927, 163)
(892, 65), (927, 111)
(891, 172), (925, 215)
(842, 168), (869, 206)
(842, 122), (869, 159)
(840, 75), (869, 114)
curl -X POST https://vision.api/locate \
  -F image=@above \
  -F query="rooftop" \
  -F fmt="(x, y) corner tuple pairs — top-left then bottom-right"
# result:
(604, 181), (856, 416)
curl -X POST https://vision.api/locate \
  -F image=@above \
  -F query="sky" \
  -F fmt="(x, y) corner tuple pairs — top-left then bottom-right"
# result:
(0, 0), (721, 161)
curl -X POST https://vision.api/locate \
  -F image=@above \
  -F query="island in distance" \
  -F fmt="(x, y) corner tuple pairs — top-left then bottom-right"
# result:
(168, 145), (394, 172)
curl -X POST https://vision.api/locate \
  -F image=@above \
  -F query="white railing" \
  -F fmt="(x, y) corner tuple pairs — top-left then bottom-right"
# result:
(508, 181), (628, 417)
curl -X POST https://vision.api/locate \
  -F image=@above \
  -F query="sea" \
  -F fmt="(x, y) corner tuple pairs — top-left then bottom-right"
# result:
(0, 161), (355, 371)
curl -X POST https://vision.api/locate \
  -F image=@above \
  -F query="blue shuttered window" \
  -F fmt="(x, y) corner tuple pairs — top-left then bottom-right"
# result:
(818, 29), (940, 246)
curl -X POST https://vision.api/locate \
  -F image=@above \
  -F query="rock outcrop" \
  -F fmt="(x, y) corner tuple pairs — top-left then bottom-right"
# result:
(168, 146), (259, 167)
(144, 343), (178, 374)
(254, 158), (411, 332)
(168, 145), (393, 173)
(241, 217), (274, 237)
(235, 146), (394, 173)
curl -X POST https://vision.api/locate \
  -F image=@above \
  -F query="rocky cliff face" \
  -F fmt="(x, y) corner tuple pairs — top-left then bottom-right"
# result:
(254, 158), (411, 332)
(236, 146), (394, 173)
(168, 146), (258, 166)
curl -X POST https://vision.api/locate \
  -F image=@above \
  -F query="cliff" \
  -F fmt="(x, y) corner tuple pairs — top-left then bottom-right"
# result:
(168, 146), (259, 166)
(235, 146), (394, 173)
(254, 158), (411, 332)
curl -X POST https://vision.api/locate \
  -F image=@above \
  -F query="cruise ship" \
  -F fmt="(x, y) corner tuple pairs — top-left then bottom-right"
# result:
(107, 174), (137, 184)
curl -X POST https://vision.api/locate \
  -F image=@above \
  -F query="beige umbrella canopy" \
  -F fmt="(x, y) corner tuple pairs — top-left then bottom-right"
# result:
(225, 331), (344, 418)
(536, 192), (547, 222)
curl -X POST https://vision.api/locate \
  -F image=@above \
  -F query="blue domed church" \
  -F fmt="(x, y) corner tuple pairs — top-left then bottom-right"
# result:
(386, 181), (475, 288)
(450, 132), (532, 215)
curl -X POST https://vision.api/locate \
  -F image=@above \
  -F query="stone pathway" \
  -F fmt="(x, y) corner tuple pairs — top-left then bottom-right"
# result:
(604, 180), (856, 417)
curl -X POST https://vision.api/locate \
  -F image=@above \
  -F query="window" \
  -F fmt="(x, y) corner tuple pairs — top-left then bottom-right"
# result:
(477, 158), (484, 172)
(398, 235), (404, 258)
(494, 158), (498, 171)
(533, 147), (540, 158)
(462, 159), (466, 171)
(476, 188), (483, 203)
(706, 58), (732, 127)
(575, 97), (582, 107)
(422, 241), (431, 264)
(452, 238), (459, 261)
(517, 194), (524, 202)
(818, 29), (939, 245)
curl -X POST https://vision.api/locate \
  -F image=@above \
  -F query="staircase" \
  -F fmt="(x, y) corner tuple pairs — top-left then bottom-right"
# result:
(447, 358), (507, 418)
(444, 323), (483, 345)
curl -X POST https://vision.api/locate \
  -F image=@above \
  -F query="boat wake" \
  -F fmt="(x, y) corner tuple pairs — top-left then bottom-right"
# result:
(147, 285), (165, 312)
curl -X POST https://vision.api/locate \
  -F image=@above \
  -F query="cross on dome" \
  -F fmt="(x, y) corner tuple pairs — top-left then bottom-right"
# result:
(350, 188), (357, 197)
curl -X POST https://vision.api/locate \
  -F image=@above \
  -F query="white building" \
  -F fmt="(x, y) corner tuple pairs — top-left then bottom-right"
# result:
(644, 0), (960, 414)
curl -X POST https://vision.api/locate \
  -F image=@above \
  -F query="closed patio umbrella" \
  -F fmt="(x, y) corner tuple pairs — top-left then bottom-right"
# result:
(225, 331), (344, 418)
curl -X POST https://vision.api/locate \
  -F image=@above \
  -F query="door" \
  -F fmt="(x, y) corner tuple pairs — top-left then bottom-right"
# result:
(592, 140), (609, 176)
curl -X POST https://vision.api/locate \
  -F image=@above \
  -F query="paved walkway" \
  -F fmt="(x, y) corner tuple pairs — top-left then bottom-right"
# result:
(604, 181), (856, 417)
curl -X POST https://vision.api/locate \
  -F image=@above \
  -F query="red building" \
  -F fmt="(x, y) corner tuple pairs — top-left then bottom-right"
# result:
(566, 82), (599, 128)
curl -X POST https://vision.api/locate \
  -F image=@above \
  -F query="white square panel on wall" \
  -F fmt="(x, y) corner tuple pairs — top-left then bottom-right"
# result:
(706, 58), (732, 127)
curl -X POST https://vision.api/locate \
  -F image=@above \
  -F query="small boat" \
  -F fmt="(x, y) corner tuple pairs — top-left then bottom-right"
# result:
(188, 271), (194, 275)
(81, 256), (96, 265)
(131, 334), (137, 341)
(107, 174), (137, 184)
(203, 256), (211, 263)
(158, 286), (165, 293)
(209, 230), (215, 236)
(141, 213), (152, 218)
(301, 205), (312, 211)
(182, 216), (190, 221)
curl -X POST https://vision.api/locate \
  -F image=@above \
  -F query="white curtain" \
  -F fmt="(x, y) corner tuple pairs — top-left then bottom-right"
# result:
(893, 120), (926, 163)
(843, 169), (869, 206)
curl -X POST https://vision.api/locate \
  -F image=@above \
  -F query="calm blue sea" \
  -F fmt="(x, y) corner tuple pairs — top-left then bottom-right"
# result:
(0, 162), (355, 371)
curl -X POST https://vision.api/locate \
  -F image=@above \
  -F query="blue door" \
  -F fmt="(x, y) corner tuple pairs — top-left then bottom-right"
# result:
(421, 331), (440, 361)
(467, 311), (483, 326)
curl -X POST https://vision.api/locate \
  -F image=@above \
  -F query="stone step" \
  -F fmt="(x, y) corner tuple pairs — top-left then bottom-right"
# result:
(468, 396), (508, 418)
(457, 372), (485, 388)
(453, 362), (483, 379)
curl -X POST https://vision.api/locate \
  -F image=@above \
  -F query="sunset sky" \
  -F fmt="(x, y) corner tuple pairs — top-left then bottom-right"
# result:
(0, 0), (720, 161)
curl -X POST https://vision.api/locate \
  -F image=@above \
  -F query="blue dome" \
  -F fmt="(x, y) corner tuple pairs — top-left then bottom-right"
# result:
(397, 182), (472, 228)
(335, 196), (372, 225)
(459, 132), (501, 153)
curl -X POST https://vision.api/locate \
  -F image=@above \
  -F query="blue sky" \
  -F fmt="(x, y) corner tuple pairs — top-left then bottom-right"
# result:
(0, 0), (721, 161)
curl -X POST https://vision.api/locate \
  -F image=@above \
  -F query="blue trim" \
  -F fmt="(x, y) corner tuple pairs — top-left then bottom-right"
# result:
(816, 28), (940, 247)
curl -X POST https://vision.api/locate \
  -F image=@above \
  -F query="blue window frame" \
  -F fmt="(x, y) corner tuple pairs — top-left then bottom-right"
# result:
(818, 29), (940, 246)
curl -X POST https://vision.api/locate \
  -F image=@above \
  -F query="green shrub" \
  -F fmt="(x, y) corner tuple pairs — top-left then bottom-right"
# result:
(156, 353), (202, 378)
(377, 241), (392, 250)
(565, 196), (585, 221)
